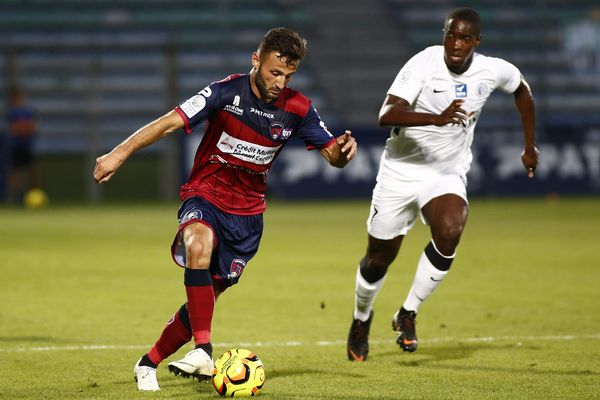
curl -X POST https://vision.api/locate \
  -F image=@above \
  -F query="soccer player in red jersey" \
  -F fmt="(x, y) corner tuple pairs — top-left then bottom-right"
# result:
(94, 28), (357, 391)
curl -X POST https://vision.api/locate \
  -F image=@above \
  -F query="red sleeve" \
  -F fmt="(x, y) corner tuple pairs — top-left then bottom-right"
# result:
(174, 107), (193, 134)
(307, 137), (336, 151)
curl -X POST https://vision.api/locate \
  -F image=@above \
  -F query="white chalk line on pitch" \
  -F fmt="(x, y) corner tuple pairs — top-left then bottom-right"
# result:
(0, 333), (599, 353)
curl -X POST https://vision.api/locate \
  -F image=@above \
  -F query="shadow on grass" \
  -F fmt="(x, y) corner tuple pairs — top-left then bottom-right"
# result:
(377, 343), (599, 377)
(265, 393), (405, 400)
(113, 368), (370, 398)
(268, 368), (365, 379)
(377, 342), (482, 364)
(110, 374), (215, 398)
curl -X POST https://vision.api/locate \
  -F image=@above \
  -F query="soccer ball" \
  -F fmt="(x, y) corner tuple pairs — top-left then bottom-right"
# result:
(24, 188), (48, 209)
(212, 348), (265, 397)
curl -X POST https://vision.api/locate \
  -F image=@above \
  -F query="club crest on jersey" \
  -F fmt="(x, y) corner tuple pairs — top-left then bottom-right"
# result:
(476, 83), (488, 97)
(455, 83), (467, 98)
(270, 121), (285, 139)
(229, 259), (246, 279)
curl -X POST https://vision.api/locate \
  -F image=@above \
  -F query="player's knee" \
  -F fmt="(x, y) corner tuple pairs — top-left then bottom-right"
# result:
(364, 254), (393, 275)
(432, 223), (463, 254)
(185, 239), (211, 269)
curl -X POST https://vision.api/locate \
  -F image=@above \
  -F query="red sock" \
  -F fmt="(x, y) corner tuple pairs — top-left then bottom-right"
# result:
(147, 306), (192, 365)
(184, 269), (215, 346)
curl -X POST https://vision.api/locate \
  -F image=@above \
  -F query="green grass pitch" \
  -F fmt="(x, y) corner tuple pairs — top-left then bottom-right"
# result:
(0, 198), (599, 399)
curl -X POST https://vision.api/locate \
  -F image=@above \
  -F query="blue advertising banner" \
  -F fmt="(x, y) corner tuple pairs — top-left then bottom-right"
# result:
(182, 123), (600, 199)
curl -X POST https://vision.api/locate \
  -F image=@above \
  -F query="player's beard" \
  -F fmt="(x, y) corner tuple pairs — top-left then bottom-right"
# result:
(254, 68), (280, 102)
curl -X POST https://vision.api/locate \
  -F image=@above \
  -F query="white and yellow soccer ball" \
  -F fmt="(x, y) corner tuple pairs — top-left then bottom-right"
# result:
(212, 348), (265, 397)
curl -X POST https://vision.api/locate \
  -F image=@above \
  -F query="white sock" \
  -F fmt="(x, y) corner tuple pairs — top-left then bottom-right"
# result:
(403, 240), (454, 312)
(354, 264), (386, 321)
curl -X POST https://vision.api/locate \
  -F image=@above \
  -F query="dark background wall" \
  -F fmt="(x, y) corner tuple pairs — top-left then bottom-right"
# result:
(1, 0), (599, 201)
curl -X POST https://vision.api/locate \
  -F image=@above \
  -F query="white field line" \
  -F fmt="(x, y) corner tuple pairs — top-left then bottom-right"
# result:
(1, 334), (599, 353)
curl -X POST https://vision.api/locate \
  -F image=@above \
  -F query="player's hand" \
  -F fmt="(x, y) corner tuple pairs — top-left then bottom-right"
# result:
(336, 130), (357, 161)
(435, 100), (468, 126)
(521, 145), (539, 178)
(93, 153), (122, 183)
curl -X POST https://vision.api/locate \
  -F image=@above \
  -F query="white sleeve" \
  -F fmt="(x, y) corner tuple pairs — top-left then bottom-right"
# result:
(493, 58), (522, 94)
(387, 50), (428, 104)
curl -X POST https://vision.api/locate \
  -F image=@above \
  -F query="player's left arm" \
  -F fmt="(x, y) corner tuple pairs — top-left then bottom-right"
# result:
(513, 77), (539, 178)
(298, 104), (357, 168)
(319, 130), (357, 168)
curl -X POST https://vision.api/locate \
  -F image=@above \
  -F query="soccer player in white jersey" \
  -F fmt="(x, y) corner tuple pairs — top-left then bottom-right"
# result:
(346, 7), (539, 361)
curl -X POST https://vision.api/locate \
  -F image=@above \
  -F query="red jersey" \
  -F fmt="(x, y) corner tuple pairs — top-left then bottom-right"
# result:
(175, 74), (335, 215)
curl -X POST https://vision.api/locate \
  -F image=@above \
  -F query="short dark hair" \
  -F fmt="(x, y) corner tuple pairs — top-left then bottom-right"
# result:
(257, 28), (308, 63)
(445, 8), (481, 36)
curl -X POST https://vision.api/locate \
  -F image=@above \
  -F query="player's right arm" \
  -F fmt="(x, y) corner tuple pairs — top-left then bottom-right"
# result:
(381, 47), (468, 128)
(378, 95), (468, 128)
(93, 110), (184, 183)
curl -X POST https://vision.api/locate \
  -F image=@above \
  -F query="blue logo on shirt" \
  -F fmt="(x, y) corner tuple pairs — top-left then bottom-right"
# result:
(455, 84), (467, 98)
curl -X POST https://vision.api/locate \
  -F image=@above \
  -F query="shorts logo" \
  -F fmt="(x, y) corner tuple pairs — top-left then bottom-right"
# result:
(455, 83), (467, 98)
(182, 210), (202, 223)
(270, 121), (284, 139)
(229, 259), (246, 279)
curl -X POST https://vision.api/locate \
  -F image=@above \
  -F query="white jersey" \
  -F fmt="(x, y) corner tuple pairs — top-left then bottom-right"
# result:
(381, 45), (521, 180)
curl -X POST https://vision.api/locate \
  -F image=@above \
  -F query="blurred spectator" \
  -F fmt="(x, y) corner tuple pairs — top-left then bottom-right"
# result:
(6, 86), (40, 203)
(564, 9), (600, 75)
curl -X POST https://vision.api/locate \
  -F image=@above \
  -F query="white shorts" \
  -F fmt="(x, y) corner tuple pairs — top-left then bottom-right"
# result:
(367, 173), (468, 240)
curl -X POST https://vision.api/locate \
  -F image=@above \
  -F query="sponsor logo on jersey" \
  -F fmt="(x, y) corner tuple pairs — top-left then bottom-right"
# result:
(224, 94), (244, 116)
(455, 83), (467, 98)
(180, 86), (212, 118)
(250, 107), (275, 119)
(228, 259), (246, 279)
(216, 131), (281, 165)
(224, 104), (243, 116)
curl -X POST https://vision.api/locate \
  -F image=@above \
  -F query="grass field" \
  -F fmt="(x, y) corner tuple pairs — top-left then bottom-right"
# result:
(0, 198), (599, 399)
